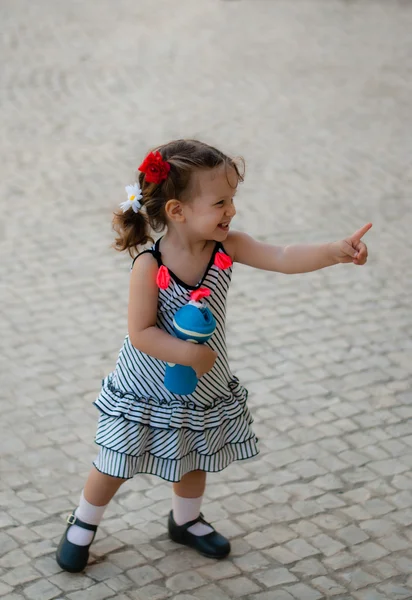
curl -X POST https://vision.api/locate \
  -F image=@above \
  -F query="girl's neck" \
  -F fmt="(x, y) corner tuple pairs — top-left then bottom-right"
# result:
(161, 229), (213, 257)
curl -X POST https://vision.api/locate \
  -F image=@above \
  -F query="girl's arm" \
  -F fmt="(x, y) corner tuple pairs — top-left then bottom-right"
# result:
(225, 224), (371, 274)
(128, 253), (213, 370)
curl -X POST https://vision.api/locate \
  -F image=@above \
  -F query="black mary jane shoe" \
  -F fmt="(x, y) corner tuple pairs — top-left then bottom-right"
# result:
(168, 510), (230, 559)
(56, 512), (98, 573)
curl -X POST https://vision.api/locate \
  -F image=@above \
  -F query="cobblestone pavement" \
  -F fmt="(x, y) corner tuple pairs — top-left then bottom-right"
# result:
(1, 0), (412, 598)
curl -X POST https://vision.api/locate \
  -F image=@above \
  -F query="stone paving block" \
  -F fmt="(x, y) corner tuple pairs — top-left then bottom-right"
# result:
(284, 539), (319, 559)
(67, 583), (115, 600)
(342, 488), (372, 504)
(186, 583), (232, 600)
(378, 534), (410, 552)
(109, 550), (146, 570)
(290, 521), (322, 538)
(312, 577), (347, 596)
(285, 583), (323, 600)
(342, 505), (373, 521)
(219, 576), (261, 597)
(0, 533), (18, 557)
(392, 474), (412, 490)
(249, 592), (294, 600)
(233, 551), (270, 573)
(368, 459), (409, 476)
(128, 584), (172, 600)
(365, 477), (395, 499)
(23, 539), (56, 558)
(213, 518), (245, 538)
(315, 493), (346, 510)
(264, 545), (300, 564)
(7, 507), (47, 526)
(49, 572), (93, 592)
(254, 567), (298, 588)
(376, 583), (412, 599)
(362, 499), (396, 517)
(359, 519), (396, 538)
(166, 571), (206, 593)
(338, 568), (379, 590)
(311, 514), (349, 531)
(0, 582), (13, 597)
(353, 591), (388, 600)
(23, 579), (61, 600)
(309, 534), (345, 557)
(366, 559), (400, 580)
(0, 548), (30, 569)
(225, 538), (251, 557)
(389, 557), (412, 574)
(84, 561), (123, 581)
(235, 513), (270, 530)
(290, 558), (327, 577)
(105, 574), (134, 593)
(94, 535), (128, 555)
(0, 513), (16, 529)
(31, 556), (62, 577)
(351, 542), (389, 562)
(197, 561), (240, 580)
(127, 565), (163, 587)
(391, 491), (412, 509)
(1, 565), (41, 586)
(336, 525), (370, 546)
(389, 509), (412, 527)
(292, 500), (324, 518)
(323, 551), (359, 571)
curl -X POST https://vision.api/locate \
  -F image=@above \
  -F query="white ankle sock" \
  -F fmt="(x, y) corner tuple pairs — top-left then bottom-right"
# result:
(67, 491), (108, 546)
(172, 491), (213, 537)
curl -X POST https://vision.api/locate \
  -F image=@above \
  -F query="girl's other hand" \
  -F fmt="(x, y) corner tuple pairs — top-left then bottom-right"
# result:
(331, 223), (372, 265)
(191, 345), (218, 378)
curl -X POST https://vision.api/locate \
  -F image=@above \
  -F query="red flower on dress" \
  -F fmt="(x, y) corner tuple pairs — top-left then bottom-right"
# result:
(214, 252), (232, 270)
(138, 151), (170, 184)
(156, 266), (170, 289)
(190, 288), (211, 302)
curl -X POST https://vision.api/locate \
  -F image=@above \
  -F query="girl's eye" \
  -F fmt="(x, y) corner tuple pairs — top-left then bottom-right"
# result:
(216, 200), (224, 206)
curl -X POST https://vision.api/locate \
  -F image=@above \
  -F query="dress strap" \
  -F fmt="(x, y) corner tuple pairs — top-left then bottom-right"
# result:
(131, 240), (162, 269)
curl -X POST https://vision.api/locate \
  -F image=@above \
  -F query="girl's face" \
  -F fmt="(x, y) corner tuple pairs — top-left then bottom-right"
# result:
(183, 165), (238, 241)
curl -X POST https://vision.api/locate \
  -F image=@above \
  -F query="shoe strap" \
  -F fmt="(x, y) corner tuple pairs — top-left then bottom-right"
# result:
(177, 512), (213, 532)
(66, 512), (98, 532)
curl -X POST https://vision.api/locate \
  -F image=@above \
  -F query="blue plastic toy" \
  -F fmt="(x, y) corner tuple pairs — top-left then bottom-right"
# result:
(164, 291), (216, 395)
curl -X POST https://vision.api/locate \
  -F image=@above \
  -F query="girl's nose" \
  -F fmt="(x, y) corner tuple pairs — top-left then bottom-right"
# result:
(227, 202), (236, 217)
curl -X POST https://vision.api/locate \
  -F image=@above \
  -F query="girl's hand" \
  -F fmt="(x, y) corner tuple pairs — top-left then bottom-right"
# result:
(191, 345), (218, 378)
(331, 223), (372, 265)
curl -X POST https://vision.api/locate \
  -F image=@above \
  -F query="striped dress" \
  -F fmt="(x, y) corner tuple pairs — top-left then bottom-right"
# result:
(93, 239), (259, 482)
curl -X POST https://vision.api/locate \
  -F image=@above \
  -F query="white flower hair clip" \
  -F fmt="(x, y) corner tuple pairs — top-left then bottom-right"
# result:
(120, 183), (143, 213)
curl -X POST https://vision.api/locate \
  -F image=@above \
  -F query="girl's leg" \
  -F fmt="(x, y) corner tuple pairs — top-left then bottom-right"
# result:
(173, 469), (206, 498)
(84, 466), (126, 505)
(172, 470), (213, 536)
(57, 466), (127, 572)
(67, 467), (126, 546)
(168, 469), (230, 558)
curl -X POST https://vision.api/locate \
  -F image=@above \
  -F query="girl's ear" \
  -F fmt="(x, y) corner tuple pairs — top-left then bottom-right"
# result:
(165, 199), (185, 222)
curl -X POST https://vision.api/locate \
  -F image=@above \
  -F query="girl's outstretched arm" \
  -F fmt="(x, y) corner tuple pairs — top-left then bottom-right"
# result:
(225, 224), (372, 274)
(128, 253), (216, 375)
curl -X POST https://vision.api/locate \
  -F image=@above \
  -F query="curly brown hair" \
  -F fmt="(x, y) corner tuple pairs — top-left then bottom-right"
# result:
(112, 139), (244, 257)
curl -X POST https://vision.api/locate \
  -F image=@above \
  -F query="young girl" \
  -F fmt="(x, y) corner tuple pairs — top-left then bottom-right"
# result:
(56, 139), (371, 572)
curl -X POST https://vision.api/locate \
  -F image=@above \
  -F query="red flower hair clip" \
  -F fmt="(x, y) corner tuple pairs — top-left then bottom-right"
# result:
(214, 252), (232, 270)
(138, 151), (170, 184)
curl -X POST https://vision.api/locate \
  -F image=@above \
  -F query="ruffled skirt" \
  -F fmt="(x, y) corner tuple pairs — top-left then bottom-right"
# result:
(93, 373), (259, 482)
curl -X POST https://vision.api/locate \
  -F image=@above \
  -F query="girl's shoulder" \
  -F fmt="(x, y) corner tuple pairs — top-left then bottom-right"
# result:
(222, 230), (244, 261)
(131, 243), (161, 271)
